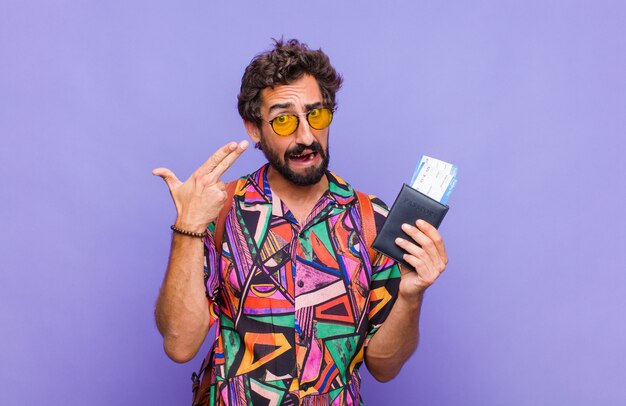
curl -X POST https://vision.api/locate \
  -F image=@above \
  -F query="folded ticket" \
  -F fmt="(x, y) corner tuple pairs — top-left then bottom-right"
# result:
(409, 155), (458, 204)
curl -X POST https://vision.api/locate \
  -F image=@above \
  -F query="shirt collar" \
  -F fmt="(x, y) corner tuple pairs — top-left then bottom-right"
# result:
(241, 163), (356, 207)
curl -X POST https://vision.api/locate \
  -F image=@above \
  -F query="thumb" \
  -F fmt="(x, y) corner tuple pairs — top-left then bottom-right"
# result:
(152, 167), (182, 190)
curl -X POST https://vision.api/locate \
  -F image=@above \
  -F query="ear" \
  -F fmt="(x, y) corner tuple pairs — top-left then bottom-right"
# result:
(244, 120), (261, 143)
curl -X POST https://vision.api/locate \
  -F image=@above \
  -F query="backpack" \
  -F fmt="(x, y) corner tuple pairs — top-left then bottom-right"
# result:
(191, 179), (378, 405)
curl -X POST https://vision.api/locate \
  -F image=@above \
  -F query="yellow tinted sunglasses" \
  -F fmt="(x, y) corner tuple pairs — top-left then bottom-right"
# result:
(266, 108), (334, 136)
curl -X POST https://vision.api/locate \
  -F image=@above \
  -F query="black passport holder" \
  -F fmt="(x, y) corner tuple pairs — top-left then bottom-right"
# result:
(372, 184), (449, 268)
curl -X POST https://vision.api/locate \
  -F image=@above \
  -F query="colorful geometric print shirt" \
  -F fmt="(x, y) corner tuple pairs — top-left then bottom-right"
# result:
(202, 164), (401, 405)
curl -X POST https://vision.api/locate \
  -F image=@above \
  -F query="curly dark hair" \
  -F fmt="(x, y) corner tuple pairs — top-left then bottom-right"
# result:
(237, 39), (343, 126)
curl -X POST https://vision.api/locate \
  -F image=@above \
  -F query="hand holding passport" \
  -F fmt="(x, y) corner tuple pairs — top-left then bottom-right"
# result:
(372, 155), (457, 268)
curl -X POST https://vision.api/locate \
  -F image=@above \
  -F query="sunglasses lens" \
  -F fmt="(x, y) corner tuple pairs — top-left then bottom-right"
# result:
(307, 108), (333, 130)
(269, 108), (333, 136)
(271, 115), (298, 136)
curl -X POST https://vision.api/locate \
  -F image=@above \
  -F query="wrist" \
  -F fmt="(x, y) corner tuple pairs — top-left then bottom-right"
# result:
(171, 224), (208, 239)
(174, 219), (209, 234)
(397, 289), (425, 310)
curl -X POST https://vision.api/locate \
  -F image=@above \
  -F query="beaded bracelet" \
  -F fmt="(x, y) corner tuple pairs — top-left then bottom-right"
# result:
(170, 225), (208, 239)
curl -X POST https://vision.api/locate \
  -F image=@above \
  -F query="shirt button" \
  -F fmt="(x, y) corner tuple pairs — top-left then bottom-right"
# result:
(297, 280), (304, 288)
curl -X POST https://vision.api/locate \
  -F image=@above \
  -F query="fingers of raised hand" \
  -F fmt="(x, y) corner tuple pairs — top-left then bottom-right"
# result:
(197, 142), (238, 175)
(206, 181), (227, 199)
(192, 172), (226, 195)
(206, 140), (249, 183)
(152, 167), (182, 190)
(196, 140), (249, 181)
(214, 181), (226, 191)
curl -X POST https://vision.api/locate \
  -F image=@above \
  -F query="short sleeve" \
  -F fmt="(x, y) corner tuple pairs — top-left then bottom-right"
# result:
(365, 197), (401, 345)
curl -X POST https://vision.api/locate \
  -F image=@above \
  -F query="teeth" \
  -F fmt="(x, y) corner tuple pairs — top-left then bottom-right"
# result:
(290, 152), (316, 160)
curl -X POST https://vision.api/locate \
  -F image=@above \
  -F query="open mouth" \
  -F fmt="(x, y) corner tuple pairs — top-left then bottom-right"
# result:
(288, 151), (318, 162)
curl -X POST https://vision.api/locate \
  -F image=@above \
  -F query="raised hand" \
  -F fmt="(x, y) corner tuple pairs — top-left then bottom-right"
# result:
(153, 140), (249, 233)
(394, 219), (448, 299)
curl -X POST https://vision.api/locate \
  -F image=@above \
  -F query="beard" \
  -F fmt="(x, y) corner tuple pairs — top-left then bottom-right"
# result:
(258, 133), (330, 186)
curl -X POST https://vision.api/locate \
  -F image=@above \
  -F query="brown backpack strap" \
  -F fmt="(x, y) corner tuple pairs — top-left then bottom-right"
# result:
(213, 180), (239, 257)
(355, 190), (377, 264)
(191, 348), (215, 405)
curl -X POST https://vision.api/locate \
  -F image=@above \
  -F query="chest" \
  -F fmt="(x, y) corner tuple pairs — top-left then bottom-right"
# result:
(219, 205), (372, 315)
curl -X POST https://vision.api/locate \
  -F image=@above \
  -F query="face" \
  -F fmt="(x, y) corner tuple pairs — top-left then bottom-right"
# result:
(247, 74), (330, 186)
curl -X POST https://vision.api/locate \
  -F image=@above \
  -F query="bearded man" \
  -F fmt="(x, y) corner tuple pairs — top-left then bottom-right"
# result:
(154, 39), (448, 405)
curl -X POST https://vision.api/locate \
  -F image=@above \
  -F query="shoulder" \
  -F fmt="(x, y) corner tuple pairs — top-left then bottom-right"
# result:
(326, 171), (390, 228)
(353, 190), (389, 212)
(228, 164), (269, 201)
(368, 195), (390, 213)
(353, 191), (391, 235)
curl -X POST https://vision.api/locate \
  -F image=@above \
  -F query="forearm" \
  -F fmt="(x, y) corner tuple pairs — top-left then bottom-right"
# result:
(152, 140), (247, 362)
(155, 233), (210, 363)
(365, 292), (424, 382)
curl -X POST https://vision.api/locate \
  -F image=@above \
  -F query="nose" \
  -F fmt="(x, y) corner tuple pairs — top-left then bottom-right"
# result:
(293, 116), (316, 146)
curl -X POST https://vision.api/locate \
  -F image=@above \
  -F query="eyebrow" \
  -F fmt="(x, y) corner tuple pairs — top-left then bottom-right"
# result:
(268, 101), (324, 114)
(305, 102), (324, 110)
(268, 103), (293, 113)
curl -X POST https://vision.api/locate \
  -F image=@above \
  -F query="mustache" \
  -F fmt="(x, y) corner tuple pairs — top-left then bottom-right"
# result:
(285, 142), (324, 157)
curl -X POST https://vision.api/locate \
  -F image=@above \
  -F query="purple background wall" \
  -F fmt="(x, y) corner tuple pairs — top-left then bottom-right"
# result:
(2, 1), (625, 404)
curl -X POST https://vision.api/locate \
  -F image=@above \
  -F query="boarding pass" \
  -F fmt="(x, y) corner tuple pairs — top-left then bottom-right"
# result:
(409, 155), (458, 204)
